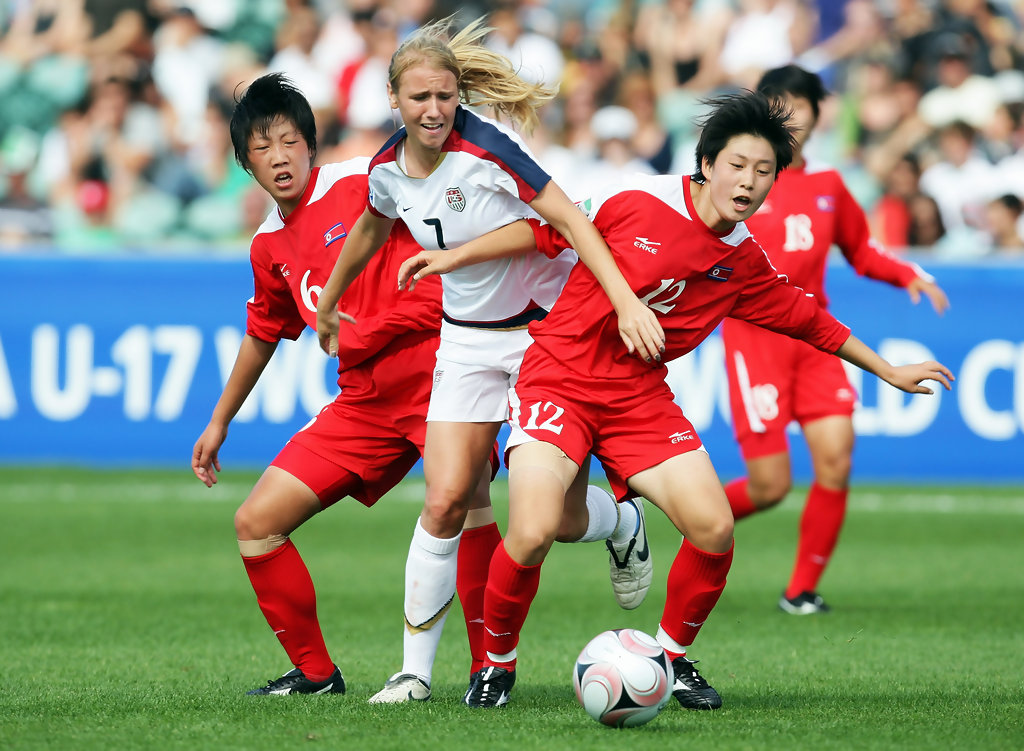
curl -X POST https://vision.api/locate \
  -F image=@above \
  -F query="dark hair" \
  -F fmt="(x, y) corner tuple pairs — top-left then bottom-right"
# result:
(994, 193), (1024, 216)
(691, 91), (796, 184)
(756, 64), (828, 121)
(229, 73), (317, 174)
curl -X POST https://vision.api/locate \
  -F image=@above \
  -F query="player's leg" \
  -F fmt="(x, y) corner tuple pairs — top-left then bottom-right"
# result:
(457, 464), (502, 678)
(728, 450), (793, 517)
(465, 440), (578, 708)
(780, 414), (854, 613)
(555, 458), (652, 610)
(394, 420), (501, 695)
(629, 449), (734, 711)
(238, 458), (358, 696)
(721, 321), (796, 519)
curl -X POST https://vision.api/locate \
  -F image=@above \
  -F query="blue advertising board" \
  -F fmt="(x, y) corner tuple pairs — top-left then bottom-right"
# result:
(0, 254), (1021, 481)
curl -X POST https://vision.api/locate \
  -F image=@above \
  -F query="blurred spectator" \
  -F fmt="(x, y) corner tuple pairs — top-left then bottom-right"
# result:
(919, 119), (997, 232)
(984, 193), (1024, 252)
(584, 104), (656, 184)
(633, 0), (730, 96)
(151, 7), (224, 148)
(906, 192), (947, 249)
(917, 31), (1001, 129)
(484, 0), (565, 90)
(267, 4), (336, 131)
(616, 69), (673, 174)
(335, 6), (397, 135)
(871, 152), (922, 250)
(717, 0), (816, 90)
(0, 126), (53, 246)
(796, 0), (885, 85)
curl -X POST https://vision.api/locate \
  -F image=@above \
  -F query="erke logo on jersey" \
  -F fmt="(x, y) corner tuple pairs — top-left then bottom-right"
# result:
(706, 264), (733, 282)
(324, 221), (348, 247)
(670, 430), (694, 444)
(445, 187), (466, 212)
(816, 195), (835, 212)
(634, 237), (661, 254)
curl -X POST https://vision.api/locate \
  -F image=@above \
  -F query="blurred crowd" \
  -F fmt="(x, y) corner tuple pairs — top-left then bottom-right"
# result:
(1, 0), (1023, 257)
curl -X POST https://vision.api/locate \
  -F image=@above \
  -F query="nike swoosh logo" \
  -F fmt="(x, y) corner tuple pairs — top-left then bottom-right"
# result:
(635, 529), (649, 562)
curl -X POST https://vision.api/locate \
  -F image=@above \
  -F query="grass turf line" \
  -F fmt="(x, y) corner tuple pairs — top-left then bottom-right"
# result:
(1, 468), (1022, 750)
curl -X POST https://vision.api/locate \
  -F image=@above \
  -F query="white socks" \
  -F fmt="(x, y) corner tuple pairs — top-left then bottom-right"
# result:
(401, 519), (461, 685)
(575, 486), (639, 544)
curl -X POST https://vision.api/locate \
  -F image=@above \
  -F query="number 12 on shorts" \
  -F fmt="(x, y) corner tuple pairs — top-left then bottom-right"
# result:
(521, 400), (565, 435)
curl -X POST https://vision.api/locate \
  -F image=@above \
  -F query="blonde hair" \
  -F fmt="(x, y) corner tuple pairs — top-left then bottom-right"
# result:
(388, 16), (557, 134)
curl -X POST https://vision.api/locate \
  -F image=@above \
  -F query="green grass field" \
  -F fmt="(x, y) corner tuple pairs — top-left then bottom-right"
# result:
(2, 467), (1023, 750)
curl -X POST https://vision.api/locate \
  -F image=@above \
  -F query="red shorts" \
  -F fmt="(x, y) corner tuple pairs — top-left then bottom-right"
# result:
(508, 367), (703, 501)
(272, 332), (436, 508)
(721, 318), (857, 460)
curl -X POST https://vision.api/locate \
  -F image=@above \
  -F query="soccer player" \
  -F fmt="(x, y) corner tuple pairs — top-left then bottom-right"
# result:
(190, 73), (495, 698)
(314, 17), (664, 703)
(407, 91), (953, 710)
(721, 65), (950, 615)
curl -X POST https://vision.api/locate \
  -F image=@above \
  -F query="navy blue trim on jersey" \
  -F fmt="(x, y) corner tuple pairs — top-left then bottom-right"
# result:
(369, 126), (406, 173)
(443, 305), (548, 330)
(447, 106), (551, 198)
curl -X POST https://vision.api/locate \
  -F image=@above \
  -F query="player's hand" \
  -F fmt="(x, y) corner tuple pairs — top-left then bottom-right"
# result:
(315, 303), (356, 358)
(616, 295), (666, 363)
(907, 277), (950, 315)
(192, 423), (228, 487)
(398, 250), (454, 291)
(884, 360), (954, 394)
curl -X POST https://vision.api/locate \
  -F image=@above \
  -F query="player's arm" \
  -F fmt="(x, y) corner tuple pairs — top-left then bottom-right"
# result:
(530, 181), (665, 362)
(397, 220), (536, 290)
(835, 334), (953, 394)
(192, 335), (277, 487)
(732, 250), (954, 394)
(316, 207), (395, 357)
(833, 178), (950, 314)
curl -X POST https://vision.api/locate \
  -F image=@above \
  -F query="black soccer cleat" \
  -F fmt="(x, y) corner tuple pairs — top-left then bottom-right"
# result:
(463, 666), (515, 708)
(247, 665), (346, 696)
(778, 591), (831, 615)
(671, 656), (722, 710)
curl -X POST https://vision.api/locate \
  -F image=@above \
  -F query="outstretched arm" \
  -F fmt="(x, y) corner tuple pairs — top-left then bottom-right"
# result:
(835, 334), (954, 394)
(316, 208), (394, 357)
(906, 276), (950, 314)
(530, 182), (666, 362)
(192, 335), (277, 487)
(397, 220), (536, 290)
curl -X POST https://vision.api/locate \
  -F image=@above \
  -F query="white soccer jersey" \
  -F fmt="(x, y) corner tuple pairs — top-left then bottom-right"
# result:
(367, 106), (576, 329)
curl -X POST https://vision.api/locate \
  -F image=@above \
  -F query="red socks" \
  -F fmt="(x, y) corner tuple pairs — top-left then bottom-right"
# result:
(482, 542), (542, 670)
(457, 522), (502, 674)
(724, 478), (759, 521)
(660, 539), (734, 649)
(241, 539), (335, 682)
(786, 483), (848, 598)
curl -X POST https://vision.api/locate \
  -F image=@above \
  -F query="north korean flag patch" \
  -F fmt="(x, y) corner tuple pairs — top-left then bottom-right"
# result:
(324, 221), (347, 247)
(707, 264), (733, 282)
(816, 195), (835, 212)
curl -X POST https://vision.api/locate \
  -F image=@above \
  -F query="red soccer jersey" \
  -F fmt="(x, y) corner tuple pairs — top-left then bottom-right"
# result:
(744, 161), (922, 307)
(527, 174), (850, 387)
(245, 160), (441, 376)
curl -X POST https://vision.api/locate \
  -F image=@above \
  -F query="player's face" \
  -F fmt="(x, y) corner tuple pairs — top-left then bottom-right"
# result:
(780, 93), (816, 151)
(389, 63), (459, 156)
(246, 116), (313, 217)
(699, 134), (777, 231)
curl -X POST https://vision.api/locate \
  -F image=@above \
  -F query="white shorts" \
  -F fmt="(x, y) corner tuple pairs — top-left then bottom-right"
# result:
(426, 322), (533, 422)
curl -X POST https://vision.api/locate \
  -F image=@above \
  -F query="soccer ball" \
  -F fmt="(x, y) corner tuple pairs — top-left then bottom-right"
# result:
(573, 628), (672, 728)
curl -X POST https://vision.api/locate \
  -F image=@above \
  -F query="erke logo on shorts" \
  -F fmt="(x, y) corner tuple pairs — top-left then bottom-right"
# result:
(669, 431), (694, 444)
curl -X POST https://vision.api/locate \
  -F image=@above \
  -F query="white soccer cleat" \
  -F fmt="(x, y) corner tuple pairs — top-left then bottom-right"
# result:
(367, 672), (431, 704)
(606, 498), (653, 610)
